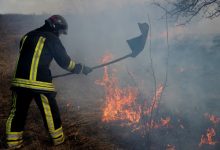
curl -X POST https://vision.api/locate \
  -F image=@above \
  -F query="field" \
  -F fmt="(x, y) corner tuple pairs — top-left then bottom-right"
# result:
(1, 14), (220, 150)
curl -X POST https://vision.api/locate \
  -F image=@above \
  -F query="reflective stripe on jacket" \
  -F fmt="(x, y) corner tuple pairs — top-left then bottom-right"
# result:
(12, 26), (76, 92)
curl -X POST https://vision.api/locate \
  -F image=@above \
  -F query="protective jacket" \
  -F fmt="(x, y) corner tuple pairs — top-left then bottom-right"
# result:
(11, 25), (80, 92)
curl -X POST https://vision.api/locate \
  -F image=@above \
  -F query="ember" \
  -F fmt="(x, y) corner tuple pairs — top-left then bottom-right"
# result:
(146, 117), (171, 129)
(144, 84), (164, 116)
(199, 113), (220, 147)
(204, 113), (220, 125)
(199, 128), (217, 146)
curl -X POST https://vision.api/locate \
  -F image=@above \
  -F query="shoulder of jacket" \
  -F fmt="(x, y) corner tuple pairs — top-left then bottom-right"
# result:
(43, 32), (60, 43)
(27, 30), (59, 40)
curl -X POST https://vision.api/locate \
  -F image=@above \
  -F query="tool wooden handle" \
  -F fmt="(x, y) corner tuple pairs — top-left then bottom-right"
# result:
(52, 72), (73, 78)
(91, 53), (131, 70)
(52, 53), (131, 78)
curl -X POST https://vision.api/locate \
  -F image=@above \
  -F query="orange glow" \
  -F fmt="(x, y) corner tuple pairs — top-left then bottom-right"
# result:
(96, 54), (169, 130)
(147, 117), (171, 129)
(96, 54), (140, 124)
(144, 84), (164, 116)
(199, 128), (217, 146)
(161, 117), (171, 126)
(204, 113), (220, 125)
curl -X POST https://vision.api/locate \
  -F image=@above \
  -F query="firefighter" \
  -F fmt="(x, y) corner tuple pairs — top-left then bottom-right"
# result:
(5, 15), (92, 149)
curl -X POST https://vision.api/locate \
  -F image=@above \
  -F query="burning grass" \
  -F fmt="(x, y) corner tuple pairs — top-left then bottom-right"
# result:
(96, 54), (169, 131)
(94, 54), (220, 150)
(1, 14), (220, 150)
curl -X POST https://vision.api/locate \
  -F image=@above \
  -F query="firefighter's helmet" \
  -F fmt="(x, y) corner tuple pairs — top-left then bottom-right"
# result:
(45, 15), (68, 35)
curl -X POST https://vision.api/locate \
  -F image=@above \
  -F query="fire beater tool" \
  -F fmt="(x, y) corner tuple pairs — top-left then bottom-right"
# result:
(53, 22), (149, 78)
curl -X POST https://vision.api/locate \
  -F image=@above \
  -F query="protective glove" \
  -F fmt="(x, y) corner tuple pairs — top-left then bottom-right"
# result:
(82, 65), (93, 75)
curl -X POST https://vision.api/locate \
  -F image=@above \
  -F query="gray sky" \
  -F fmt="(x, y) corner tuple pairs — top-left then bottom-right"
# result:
(0, 0), (147, 14)
(0, 0), (219, 37)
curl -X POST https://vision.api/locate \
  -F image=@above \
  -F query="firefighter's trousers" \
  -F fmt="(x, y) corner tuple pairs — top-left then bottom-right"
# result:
(5, 88), (64, 148)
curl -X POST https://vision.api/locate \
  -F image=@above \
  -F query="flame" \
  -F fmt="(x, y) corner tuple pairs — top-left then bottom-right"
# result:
(101, 86), (140, 123)
(204, 113), (220, 125)
(199, 128), (217, 146)
(96, 54), (140, 124)
(144, 84), (164, 116)
(96, 54), (169, 130)
(161, 117), (171, 126)
(147, 117), (171, 129)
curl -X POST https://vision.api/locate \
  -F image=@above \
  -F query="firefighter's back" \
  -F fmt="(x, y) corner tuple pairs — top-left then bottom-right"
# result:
(12, 29), (56, 92)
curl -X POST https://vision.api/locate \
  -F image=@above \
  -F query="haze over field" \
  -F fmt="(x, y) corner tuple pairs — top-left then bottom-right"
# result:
(0, 0), (220, 149)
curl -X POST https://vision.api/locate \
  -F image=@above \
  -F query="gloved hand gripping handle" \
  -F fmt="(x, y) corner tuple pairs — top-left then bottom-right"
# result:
(52, 53), (131, 78)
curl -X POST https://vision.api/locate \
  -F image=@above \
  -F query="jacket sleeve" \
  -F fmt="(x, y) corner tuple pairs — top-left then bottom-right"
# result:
(48, 35), (83, 74)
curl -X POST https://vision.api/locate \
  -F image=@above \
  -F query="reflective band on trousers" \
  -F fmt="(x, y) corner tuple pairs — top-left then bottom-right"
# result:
(40, 95), (64, 145)
(6, 93), (17, 132)
(67, 60), (76, 71)
(40, 94), (55, 133)
(6, 131), (23, 141)
(51, 127), (65, 145)
(53, 133), (65, 145)
(7, 140), (23, 148)
(29, 36), (46, 81)
(6, 93), (24, 148)
(6, 131), (23, 148)
(51, 127), (63, 138)
(11, 78), (55, 92)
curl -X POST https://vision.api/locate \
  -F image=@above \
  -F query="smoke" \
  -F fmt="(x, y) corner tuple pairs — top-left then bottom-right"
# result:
(1, 0), (220, 149)
(0, 0), (149, 14)
(53, 3), (220, 149)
